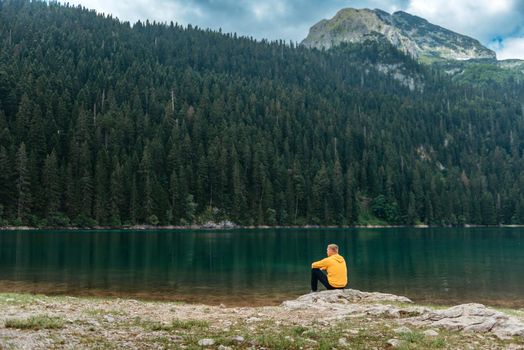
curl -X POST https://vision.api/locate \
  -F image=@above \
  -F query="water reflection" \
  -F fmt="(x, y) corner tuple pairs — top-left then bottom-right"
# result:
(0, 228), (523, 307)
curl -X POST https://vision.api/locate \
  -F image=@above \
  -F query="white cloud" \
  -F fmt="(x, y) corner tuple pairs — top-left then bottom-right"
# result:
(59, 0), (524, 59)
(492, 37), (524, 60)
(251, 2), (287, 21)
(62, 0), (202, 25)
(406, 0), (519, 43)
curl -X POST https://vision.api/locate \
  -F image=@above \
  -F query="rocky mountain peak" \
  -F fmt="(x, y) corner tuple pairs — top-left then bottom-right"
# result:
(301, 8), (496, 61)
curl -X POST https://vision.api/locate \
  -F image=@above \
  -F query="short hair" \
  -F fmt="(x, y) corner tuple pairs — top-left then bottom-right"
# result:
(327, 244), (339, 253)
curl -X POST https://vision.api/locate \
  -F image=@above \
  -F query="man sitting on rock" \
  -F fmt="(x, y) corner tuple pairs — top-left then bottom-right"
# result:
(310, 244), (347, 292)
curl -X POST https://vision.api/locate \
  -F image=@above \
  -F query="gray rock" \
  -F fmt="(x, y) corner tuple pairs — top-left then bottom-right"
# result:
(232, 336), (245, 343)
(393, 326), (412, 334)
(218, 346), (232, 350)
(282, 289), (413, 310)
(198, 338), (215, 346)
(405, 303), (524, 339)
(423, 329), (439, 337)
(338, 337), (349, 346)
(387, 339), (404, 348)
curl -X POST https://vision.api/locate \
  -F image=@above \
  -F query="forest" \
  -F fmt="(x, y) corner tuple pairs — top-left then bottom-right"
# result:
(1, 0), (524, 227)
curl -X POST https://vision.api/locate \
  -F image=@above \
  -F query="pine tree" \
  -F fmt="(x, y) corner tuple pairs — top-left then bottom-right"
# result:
(16, 143), (31, 223)
(42, 150), (60, 216)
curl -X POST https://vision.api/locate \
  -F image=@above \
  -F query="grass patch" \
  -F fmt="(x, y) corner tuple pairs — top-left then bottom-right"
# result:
(171, 318), (209, 330)
(5, 315), (64, 330)
(85, 308), (127, 317)
(132, 317), (209, 332)
(0, 293), (43, 305)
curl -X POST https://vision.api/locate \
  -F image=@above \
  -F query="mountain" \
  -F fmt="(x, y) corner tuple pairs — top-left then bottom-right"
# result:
(1, 1), (524, 228)
(302, 8), (496, 62)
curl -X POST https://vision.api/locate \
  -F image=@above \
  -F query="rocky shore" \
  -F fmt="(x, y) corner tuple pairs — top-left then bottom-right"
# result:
(0, 289), (523, 349)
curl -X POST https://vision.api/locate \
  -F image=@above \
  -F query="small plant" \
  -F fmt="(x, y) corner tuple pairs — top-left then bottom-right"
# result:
(171, 318), (209, 330)
(5, 315), (64, 330)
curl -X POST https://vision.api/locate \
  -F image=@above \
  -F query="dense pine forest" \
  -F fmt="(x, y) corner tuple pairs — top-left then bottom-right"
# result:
(1, 0), (524, 227)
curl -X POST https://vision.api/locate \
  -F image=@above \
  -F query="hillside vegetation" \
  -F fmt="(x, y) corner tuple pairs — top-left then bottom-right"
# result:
(1, 1), (524, 227)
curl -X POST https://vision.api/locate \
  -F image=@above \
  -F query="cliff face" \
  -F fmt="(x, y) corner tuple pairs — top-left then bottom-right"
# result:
(302, 8), (496, 61)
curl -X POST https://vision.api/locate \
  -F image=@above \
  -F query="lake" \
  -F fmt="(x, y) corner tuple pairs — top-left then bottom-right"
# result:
(0, 228), (523, 307)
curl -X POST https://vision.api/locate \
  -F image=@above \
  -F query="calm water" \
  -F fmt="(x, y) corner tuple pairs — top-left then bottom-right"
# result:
(0, 228), (523, 307)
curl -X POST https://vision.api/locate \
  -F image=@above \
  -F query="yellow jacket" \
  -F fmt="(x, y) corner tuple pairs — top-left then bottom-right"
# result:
(311, 254), (347, 288)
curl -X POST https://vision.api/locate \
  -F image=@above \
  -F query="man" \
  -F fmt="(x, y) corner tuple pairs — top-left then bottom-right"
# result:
(310, 243), (347, 292)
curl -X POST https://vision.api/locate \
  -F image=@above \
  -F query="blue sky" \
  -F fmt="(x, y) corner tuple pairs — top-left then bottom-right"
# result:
(64, 0), (524, 59)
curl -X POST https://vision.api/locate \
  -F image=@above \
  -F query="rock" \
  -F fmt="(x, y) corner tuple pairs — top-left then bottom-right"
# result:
(232, 336), (245, 343)
(284, 336), (294, 343)
(282, 289), (413, 310)
(387, 339), (404, 348)
(404, 303), (524, 339)
(301, 8), (496, 61)
(338, 337), (349, 346)
(393, 326), (412, 334)
(218, 346), (232, 350)
(423, 329), (439, 337)
(198, 338), (215, 346)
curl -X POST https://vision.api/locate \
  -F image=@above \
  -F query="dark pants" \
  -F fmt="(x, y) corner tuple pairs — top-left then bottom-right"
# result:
(311, 268), (346, 291)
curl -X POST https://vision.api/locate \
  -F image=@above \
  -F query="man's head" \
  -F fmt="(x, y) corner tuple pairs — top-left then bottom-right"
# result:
(326, 244), (339, 256)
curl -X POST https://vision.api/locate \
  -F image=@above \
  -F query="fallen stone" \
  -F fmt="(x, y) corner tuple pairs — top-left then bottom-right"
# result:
(198, 338), (215, 346)
(423, 329), (439, 337)
(393, 326), (412, 334)
(338, 337), (349, 346)
(232, 336), (245, 343)
(387, 338), (404, 348)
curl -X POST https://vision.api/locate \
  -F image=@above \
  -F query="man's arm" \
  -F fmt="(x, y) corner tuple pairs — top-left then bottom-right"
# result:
(311, 257), (329, 270)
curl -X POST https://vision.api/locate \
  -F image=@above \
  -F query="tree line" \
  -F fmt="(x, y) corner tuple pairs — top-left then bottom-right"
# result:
(1, 0), (524, 227)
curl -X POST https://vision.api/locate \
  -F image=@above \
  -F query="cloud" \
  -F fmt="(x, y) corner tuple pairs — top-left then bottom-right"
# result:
(490, 37), (524, 60)
(405, 0), (521, 44)
(61, 0), (524, 59)
(62, 0), (350, 42)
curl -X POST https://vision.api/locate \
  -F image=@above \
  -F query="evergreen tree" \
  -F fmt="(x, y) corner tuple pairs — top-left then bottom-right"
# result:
(16, 143), (31, 223)
(42, 150), (60, 216)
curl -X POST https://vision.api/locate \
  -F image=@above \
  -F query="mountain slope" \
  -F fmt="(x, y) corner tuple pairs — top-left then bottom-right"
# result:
(302, 8), (496, 61)
(1, 1), (524, 227)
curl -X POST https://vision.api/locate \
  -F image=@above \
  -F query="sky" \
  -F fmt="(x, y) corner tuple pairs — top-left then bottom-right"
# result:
(62, 0), (524, 60)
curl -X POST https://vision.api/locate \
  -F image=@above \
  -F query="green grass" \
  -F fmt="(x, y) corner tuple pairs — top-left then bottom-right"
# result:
(4, 314), (64, 330)
(0, 293), (43, 305)
(131, 317), (209, 332)
(170, 318), (209, 330)
(84, 308), (128, 317)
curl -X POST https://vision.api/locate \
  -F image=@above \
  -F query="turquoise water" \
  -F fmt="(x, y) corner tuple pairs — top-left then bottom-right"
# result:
(0, 228), (523, 307)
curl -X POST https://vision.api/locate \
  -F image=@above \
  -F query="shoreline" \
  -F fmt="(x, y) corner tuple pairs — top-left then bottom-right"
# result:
(2, 223), (524, 231)
(1, 289), (523, 349)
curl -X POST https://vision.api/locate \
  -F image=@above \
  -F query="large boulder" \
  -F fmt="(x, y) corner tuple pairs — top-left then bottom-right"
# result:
(282, 289), (412, 310)
(282, 290), (524, 340)
(404, 303), (524, 339)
